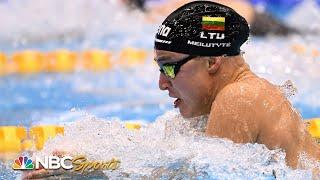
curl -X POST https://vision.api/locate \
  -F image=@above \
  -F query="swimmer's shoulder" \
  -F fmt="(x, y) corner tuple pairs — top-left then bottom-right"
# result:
(211, 78), (261, 116)
(208, 77), (285, 140)
(208, 78), (262, 142)
(214, 76), (287, 113)
(215, 77), (264, 102)
(230, 76), (285, 101)
(242, 77), (289, 105)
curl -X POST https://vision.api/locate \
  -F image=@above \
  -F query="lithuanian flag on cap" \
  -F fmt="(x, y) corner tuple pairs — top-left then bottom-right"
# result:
(202, 16), (225, 31)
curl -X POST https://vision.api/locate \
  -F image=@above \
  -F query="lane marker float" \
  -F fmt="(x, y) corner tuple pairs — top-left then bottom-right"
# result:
(0, 48), (151, 75)
(0, 122), (143, 153)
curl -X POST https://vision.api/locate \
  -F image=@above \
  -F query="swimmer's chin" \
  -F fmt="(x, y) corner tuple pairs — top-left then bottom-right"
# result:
(180, 112), (192, 118)
(176, 101), (205, 118)
(178, 108), (197, 118)
(179, 107), (209, 119)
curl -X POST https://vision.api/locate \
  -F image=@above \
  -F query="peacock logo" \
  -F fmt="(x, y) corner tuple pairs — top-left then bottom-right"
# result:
(12, 156), (34, 170)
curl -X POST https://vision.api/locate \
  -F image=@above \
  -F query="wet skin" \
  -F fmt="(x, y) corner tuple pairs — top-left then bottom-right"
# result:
(156, 49), (320, 168)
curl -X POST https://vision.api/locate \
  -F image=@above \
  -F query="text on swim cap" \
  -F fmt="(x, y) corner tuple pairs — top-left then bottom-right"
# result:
(157, 25), (171, 37)
(200, 32), (225, 40)
(187, 40), (231, 48)
(155, 38), (172, 44)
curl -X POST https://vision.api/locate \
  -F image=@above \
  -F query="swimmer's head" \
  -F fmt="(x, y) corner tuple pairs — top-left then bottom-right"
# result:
(154, 1), (250, 118)
(154, 0), (249, 56)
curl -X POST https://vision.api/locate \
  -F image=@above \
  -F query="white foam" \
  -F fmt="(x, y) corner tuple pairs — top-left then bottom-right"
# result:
(34, 111), (313, 178)
(0, 0), (146, 46)
(287, 0), (320, 32)
(242, 34), (320, 107)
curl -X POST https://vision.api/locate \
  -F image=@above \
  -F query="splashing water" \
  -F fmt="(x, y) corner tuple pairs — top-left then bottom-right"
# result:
(0, 0), (151, 52)
(278, 80), (298, 98)
(287, 0), (320, 33)
(241, 34), (320, 113)
(0, 0), (319, 179)
(25, 111), (313, 179)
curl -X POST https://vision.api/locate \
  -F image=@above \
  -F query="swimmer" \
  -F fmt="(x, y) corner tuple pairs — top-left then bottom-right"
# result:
(154, 1), (320, 168)
(21, 1), (317, 179)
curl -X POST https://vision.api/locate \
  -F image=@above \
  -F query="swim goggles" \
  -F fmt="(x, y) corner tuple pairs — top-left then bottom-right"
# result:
(156, 55), (197, 79)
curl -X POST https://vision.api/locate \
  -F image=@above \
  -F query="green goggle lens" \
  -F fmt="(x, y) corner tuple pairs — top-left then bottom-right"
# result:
(162, 65), (176, 78)
(157, 55), (197, 79)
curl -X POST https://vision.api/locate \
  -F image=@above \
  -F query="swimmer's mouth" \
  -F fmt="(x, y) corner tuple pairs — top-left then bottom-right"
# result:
(174, 98), (182, 108)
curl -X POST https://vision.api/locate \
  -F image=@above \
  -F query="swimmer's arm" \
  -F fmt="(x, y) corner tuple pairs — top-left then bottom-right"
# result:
(205, 86), (260, 143)
(257, 101), (320, 168)
(258, 118), (302, 168)
(205, 86), (302, 168)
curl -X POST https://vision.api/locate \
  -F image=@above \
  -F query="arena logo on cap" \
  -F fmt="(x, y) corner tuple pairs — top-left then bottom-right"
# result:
(157, 25), (171, 37)
(202, 16), (225, 31)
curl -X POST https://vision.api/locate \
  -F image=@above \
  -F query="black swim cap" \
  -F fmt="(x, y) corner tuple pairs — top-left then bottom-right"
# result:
(154, 1), (249, 56)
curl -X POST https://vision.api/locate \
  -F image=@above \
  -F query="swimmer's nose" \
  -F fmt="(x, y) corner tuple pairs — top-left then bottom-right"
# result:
(159, 73), (171, 90)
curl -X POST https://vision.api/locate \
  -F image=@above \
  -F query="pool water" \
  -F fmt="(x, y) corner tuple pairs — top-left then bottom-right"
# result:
(0, 0), (320, 179)
(1, 35), (319, 127)
(1, 111), (316, 179)
(0, 66), (172, 127)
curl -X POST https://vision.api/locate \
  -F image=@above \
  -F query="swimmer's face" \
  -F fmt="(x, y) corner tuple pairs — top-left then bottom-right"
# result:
(155, 49), (214, 118)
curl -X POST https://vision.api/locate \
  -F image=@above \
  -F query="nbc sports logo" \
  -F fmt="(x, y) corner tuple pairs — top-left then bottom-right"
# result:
(12, 156), (34, 170)
(11, 155), (120, 172)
